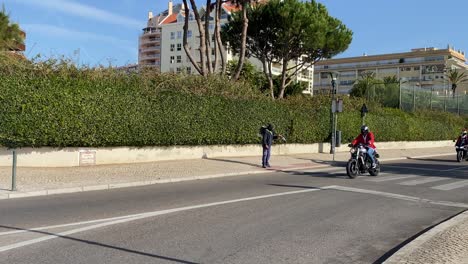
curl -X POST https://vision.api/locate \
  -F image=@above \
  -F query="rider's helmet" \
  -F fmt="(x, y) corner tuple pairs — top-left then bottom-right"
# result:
(361, 125), (369, 135)
(462, 129), (467, 137)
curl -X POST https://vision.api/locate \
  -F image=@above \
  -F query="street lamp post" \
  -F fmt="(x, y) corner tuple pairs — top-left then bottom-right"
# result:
(329, 72), (338, 157)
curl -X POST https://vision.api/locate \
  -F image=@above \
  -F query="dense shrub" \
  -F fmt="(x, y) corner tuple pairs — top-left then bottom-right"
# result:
(0, 55), (466, 148)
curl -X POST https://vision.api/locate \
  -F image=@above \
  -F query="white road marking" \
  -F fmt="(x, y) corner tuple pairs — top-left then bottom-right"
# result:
(398, 177), (448, 186)
(431, 180), (468, 191)
(384, 165), (440, 172)
(0, 214), (142, 236)
(326, 185), (468, 208)
(2, 182), (467, 254)
(443, 166), (468, 172)
(298, 167), (342, 173)
(365, 175), (419, 182)
(0, 187), (324, 253)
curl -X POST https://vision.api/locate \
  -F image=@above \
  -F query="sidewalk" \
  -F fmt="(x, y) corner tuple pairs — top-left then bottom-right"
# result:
(0, 146), (454, 197)
(0, 146), (465, 263)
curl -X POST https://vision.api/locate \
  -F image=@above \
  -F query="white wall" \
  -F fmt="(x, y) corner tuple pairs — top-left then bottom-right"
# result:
(0, 141), (453, 167)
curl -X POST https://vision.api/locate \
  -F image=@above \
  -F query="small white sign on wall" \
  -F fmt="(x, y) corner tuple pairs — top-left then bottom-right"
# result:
(79, 149), (96, 166)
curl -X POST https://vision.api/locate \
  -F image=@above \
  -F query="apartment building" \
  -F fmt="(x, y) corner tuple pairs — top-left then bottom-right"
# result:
(139, 1), (314, 94)
(314, 47), (468, 94)
(138, 1), (234, 73)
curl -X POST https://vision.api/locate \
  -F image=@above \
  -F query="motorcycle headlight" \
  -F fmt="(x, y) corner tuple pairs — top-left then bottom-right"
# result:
(350, 148), (356, 154)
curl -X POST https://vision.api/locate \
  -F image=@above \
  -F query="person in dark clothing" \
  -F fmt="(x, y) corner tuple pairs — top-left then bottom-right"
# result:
(455, 129), (468, 147)
(261, 124), (279, 168)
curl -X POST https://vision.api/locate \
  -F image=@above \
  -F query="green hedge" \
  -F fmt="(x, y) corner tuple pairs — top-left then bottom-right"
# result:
(0, 56), (466, 148)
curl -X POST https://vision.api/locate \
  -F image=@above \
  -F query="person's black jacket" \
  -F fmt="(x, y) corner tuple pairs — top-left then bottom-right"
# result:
(262, 129), (278, 147)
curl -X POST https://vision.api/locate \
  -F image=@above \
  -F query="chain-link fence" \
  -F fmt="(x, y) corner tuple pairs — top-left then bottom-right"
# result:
(363, 82), (468, 115)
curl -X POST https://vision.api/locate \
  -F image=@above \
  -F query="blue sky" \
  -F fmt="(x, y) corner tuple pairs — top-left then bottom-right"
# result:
(3, 0), (468, 67)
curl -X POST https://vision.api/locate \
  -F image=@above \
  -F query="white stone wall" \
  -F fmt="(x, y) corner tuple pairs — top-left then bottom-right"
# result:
(0, 141), (454, 167)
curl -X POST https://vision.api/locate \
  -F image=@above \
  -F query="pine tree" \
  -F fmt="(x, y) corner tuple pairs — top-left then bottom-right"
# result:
(0, 5), (24, 51)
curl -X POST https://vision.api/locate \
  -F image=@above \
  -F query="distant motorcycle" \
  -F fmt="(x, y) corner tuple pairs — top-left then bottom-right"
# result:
(455, 144), (468, 162)
(346, 143), (380, 179)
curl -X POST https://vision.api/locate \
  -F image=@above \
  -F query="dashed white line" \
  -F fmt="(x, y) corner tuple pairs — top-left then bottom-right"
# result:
(326, 185), (468, 208)
(399, 177), (448, 186)
(365, 175), (419, 182)
(432, 180), (468, 191)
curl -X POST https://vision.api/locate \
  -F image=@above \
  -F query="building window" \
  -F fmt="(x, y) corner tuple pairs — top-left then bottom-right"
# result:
(177, 43), (182, 51)
(177, 55), (181, 63)
(177, 31), (182, 39)
(320, 72), (329, 78)
(170, 56), (175, 64)
(176, 67), (181, 73)
(170, 44), (175, 52)
(414, 66), (420, 71)
(188, 30), (192, 38)
(171, 32), (175, 40)
(187, 67), (191, 74)
(212, 49), (215, 56)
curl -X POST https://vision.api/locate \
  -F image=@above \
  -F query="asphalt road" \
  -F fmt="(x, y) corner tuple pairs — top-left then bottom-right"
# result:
(1, 155), (467, 264)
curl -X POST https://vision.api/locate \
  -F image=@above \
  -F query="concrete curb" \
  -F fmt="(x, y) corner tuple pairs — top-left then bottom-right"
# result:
(383, 210), (468, 263)
(0, 153), (454, 200)
(0, 164), (334, 200)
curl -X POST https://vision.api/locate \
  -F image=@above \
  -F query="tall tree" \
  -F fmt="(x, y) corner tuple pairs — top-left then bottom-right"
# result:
(183, 0), (229, 75)
(223, 0), (352, 99)
(214, 0), (227, 74)
(230, 0), (252, 81)
(182, 0), (208, 76)
(0, 5), (24, 51)
(446, 68), (468, 97)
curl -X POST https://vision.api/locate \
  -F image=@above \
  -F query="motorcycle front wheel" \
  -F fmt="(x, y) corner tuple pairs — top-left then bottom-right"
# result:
(369, 161), (380, 176)
(457, 151), (463, 162)
(346, 159), (359, 179)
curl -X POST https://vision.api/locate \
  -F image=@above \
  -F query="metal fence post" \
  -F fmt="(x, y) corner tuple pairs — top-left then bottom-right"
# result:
(12, 149), (17, 191)
(430, 87), (433, 110)
(399, 81), (402, 110)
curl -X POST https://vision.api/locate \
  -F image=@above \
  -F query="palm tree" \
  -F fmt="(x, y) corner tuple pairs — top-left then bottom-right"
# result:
(446, 68), (468, 97)
(0, 5), (24, 51)
(350, 71), (377, 100)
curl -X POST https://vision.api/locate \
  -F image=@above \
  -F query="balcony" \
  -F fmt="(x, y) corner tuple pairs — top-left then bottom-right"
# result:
(140, 46), (161, 52)
(140, 37), (161, 45)
(142, 27), (161, 35)
(140, 54), (161, 60)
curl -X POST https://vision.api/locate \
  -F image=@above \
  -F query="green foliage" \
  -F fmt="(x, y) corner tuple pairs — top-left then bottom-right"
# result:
(0, 4), (24, 51)
(0, 56), (466, 148)
(222, 0), (353, 99)
(226, 60), (267, 90)
(350, 73), (400, 108)
(446, 68), (468, 95)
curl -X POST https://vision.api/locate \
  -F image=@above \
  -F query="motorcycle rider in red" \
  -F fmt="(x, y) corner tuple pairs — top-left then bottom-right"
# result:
(352, 125), (377, 168)
(455, 129), (468, 147)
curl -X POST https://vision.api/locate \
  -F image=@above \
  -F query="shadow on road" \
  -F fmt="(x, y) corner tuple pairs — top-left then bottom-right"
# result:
(281, 156), (468, 180)
(0, 225), (200, 264)
(205, 157), (261, 168)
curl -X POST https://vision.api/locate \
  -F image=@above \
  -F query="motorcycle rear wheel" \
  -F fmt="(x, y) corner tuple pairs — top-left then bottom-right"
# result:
(346, 160), (358, 179)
